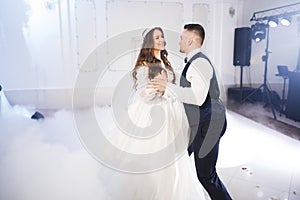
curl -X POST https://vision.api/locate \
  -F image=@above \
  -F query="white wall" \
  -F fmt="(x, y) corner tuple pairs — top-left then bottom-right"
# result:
(7, 0), (298, 109)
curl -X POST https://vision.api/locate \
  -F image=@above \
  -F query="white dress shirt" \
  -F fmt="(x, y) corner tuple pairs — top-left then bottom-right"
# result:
(165, 48), (213, 106)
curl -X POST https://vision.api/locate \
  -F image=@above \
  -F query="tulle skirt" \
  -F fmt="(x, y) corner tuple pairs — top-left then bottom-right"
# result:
(97, 97), (206, 200)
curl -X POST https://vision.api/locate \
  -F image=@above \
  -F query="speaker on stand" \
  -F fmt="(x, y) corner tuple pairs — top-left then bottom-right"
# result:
(228, 27), (259, 102)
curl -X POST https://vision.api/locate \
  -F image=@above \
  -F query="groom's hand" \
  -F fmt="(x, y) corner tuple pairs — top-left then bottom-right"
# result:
(147, 78), (167, 94)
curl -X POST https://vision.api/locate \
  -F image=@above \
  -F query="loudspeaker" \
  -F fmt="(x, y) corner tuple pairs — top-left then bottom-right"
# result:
(233, 27), (252, 66)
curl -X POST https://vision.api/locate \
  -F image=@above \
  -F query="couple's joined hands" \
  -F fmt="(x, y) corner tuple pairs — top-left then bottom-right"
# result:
(146, 78), (168, 95)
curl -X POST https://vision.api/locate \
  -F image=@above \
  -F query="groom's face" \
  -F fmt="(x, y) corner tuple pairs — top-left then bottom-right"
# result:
(179, 29), (190, 54)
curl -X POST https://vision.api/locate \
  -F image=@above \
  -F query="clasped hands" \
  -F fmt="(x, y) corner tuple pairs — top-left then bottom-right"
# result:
(146, 78), (168, 95)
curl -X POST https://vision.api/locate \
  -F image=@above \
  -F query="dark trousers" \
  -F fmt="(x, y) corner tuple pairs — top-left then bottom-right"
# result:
(191, 119), (232, 200)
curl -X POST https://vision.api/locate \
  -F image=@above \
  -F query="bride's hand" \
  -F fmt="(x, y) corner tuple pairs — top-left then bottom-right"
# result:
(147, 78), (167, 94)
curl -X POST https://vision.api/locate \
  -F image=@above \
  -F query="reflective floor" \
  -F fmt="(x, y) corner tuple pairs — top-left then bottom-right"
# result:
(1, 94), (300, 200)
(217, 110), (300, 200)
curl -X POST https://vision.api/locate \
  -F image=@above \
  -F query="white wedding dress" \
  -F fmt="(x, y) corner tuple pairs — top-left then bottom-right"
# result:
(98, 66), (206, 200)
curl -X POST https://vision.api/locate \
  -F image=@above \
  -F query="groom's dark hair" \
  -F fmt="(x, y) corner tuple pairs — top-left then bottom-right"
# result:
(184, 24), (205, 45)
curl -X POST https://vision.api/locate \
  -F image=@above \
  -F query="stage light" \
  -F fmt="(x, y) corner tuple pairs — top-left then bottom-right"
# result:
(251, 23), (267, 42)
(31, 111), (45, 120)
(280, 15), (292, 26)
(268, 17), (278, 28)
(254, 33), (265, 42)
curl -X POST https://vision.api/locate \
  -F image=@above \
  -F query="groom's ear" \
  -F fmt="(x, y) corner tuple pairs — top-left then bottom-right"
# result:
(187, 37), (193, 46)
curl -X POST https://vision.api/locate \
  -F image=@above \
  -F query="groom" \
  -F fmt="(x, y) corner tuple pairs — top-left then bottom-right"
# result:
(150, 24), (232, 200)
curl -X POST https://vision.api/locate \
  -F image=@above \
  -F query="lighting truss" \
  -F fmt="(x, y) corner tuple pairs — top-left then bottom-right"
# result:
(250, 2), (300, 22)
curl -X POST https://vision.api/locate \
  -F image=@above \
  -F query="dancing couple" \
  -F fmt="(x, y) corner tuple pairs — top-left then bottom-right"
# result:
(106, 24), (232, 200)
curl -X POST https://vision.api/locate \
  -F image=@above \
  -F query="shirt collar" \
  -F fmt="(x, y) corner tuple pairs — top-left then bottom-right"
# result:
(186, 48), (202, 63)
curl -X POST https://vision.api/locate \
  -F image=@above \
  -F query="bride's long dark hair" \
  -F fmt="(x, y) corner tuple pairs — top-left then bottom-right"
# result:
(132, 27), (176, 86)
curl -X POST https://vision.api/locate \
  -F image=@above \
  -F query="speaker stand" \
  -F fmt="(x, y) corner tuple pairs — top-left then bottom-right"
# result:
(237, 65), (247, 102)
(240, 65), (244, 89)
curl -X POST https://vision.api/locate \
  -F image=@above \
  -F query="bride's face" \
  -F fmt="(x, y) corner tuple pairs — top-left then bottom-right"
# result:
(153, 29), (165, 51)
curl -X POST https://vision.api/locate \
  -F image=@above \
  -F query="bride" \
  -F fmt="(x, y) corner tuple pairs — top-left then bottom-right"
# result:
(103, 27), (206, 200)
